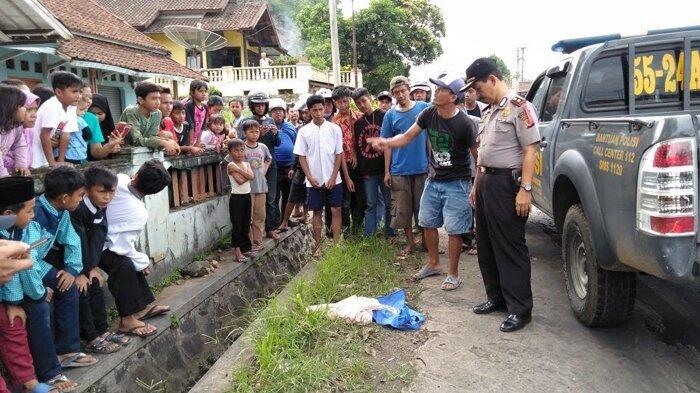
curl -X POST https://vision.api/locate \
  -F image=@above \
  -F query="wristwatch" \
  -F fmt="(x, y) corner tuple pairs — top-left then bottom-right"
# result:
(521, 183), (532, 192)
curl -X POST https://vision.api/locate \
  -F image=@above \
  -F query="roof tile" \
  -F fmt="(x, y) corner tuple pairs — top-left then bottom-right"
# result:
(96, 0), (229, 28)
(41, 0), (165, 52)
(143, 2), (267, 33)
(58, 37), (203, 79)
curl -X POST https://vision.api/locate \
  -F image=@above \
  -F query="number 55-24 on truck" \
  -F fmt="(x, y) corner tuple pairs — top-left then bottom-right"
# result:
(527, 26), (700, 327)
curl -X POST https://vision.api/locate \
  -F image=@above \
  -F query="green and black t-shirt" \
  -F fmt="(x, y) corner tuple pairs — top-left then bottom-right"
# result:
(416, 106), (476, 181)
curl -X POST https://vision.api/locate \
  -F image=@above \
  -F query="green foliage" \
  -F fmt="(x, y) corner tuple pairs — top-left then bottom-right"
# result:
(230, 237), (404, 392)
(208, 86), (222, 97)
(292, 0), (444, 93)
(489, 54), (512, 82)
(150, 269), (182, 295)
(273, 54), (300, 66)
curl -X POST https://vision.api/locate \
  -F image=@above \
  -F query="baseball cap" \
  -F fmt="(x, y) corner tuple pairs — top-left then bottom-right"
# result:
(389, 76), (410, 92)
(269, 97), (287, 111)
(377, 91), (392, 100)
(429, 73), (466, 100)
(461, 57), (499, 92)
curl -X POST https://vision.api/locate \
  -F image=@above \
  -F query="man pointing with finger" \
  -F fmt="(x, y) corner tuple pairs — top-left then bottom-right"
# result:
(464, 57), (541, 333)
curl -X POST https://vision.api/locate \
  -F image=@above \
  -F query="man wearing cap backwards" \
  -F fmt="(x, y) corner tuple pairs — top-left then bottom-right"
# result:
(371, 75), (477, 291)
(410, 81), (432, 103)
(379, 76), (430, 257)
(463, 57), (541, 332)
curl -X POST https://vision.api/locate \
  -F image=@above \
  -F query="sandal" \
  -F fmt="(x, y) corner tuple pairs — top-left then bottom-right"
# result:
(27, 382), (59, 393)
(46, 374), (78, 393)
(103, 332), (130, 346)
(234, 255), (248, 263)
(84, 338), (120, 354)
(441, 275), (462, 291)
(468, 247), (478, 256)
(117, 323), (157, 338)
(412, 265), (443, 281)
(59, 352), (98, 368)
(139, 305), (170, 321)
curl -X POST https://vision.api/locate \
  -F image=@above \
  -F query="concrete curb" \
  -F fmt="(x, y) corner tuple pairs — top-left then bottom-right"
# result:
(189, 259), (320, 392)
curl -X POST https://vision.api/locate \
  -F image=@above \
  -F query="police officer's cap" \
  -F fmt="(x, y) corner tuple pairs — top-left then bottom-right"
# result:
(461, 57), (499, 92)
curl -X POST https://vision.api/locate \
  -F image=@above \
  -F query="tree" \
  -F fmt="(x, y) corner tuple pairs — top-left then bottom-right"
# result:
(292, 0), (444, 92)
(488, 54), (512, 82)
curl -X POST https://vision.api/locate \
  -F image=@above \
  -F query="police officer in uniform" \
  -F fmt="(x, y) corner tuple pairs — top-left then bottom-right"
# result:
(461, 57), (541, 332)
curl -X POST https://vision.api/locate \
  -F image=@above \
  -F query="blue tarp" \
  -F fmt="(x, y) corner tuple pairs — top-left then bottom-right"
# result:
(373, 289), (425, 331)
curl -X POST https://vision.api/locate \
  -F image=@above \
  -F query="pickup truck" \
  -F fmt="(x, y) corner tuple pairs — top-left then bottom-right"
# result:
(525, 26), (700, 327)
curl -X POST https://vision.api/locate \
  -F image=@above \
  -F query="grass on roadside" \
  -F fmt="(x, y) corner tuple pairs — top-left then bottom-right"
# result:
(230, 236), (404, 393)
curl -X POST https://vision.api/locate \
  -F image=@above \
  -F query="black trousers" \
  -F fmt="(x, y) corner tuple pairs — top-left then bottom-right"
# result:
(78, 278), (109, 342)
(275, 165), (293, 224)
(230, 193), (252, 252)
(475, 172), (533, 315)
(265, 164), (278, 232)
(99, 250), (155, 318)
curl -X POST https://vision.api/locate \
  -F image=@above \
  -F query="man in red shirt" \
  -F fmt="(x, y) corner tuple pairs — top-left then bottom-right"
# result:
(332, 86), (363, 234)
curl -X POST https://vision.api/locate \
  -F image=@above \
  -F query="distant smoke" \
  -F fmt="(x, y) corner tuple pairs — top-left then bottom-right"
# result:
(274, 12), (303, 55)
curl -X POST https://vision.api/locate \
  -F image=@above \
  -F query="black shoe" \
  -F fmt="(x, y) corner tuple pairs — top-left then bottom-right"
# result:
(472, 299), (506, 315)
(499, 313), (531, 333)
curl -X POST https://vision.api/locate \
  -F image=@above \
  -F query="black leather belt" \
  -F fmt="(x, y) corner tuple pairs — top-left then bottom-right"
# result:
(479, 166), (513, 175)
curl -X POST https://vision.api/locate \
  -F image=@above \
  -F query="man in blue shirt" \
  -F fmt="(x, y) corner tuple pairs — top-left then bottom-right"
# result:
(380, 76), (430, 257)
(269, 98), (297, 234)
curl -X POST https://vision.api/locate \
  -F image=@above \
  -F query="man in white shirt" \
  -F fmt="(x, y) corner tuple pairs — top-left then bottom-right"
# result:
(259, 52), (273, 80)
(293, 94), (343, 257)
(100, 159), (172, 337)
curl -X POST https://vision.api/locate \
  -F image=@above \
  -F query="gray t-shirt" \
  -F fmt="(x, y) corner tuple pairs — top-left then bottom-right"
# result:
(244, 142), (272, 193)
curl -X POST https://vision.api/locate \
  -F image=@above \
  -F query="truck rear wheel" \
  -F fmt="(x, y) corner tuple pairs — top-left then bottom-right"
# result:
(562, 204), (636, 327)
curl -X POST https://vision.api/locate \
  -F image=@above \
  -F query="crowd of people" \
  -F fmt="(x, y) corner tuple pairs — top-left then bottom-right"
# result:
(0, 55), (542, 391)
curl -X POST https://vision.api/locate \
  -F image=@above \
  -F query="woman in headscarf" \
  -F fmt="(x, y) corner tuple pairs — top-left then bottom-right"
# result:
(89, 93), (115, 140)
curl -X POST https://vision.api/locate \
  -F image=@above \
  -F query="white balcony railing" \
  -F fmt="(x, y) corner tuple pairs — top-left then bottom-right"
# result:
(152, 64), (363, 98)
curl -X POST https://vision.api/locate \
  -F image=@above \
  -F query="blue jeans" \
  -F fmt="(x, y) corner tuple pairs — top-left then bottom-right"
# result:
(23, 267), (80, 381)
(418, 178), (472, 235)
(363, 175), (396, 237)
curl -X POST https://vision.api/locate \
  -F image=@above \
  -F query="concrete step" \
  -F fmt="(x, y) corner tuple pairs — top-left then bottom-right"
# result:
(64, 225), (312, 393)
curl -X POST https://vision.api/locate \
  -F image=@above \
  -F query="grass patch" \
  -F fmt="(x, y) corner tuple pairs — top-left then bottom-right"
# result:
(230, 237), (403, 392)
(150, 268), (182, 295)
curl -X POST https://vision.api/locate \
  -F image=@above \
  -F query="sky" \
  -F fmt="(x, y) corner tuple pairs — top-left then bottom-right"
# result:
(340, 0), (700, 83)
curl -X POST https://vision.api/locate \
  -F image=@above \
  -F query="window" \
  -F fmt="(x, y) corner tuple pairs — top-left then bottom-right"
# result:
(207, 47), (242, 68)
(527, 73), (549, 117)
(691, 42), (700, 105)
(541, 76), (566, 122)
(20, 60), (29, 71)
(633, 47), (683, 106)
(5, 59), (14, 69)
(583, 55), (628, 109)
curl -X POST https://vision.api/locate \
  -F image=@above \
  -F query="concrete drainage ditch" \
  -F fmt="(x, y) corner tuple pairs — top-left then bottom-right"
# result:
(65, 225), (313, 393)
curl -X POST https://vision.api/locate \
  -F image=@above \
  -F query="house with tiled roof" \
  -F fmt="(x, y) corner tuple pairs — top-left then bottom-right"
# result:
(0, 0), (202, 115)
(96, 0), (363, 97)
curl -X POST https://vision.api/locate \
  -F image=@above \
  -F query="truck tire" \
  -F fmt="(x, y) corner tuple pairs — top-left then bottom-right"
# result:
(562, 204), (636, 327)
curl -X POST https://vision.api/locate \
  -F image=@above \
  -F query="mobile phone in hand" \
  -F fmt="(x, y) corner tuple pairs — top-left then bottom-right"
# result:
(116, 122), (132, 138)
(28, 237), (51, 251)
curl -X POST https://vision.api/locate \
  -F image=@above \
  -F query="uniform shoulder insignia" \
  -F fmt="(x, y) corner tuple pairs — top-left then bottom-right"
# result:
(510, 96), (527, 107)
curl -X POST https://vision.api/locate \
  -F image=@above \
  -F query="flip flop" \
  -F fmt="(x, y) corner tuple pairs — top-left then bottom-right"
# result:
(468, 247), (478, 256)
(118, 324), (157, 338)
(84, 338), (120, 354)
(46, 374), (78, 393)
(441, 275), (462, 291)
(104, 332), (130, 346)
(139, 305), (170, 321)
(412, 265), (443, 281)
(60, 352), (98, 368)
(234, 255), (249, 263)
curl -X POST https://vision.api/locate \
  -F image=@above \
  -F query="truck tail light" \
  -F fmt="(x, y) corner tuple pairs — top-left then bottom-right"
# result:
(637, 138), (697, 236)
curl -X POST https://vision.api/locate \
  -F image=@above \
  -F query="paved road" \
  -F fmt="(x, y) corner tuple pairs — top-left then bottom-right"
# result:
(407, 210), (700, 393)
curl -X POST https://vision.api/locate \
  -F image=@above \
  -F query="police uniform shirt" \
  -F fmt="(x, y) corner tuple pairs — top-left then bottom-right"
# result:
(477, 90), (540, 169)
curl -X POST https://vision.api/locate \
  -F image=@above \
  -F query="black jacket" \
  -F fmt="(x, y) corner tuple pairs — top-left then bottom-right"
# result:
(70, 200), (108, 275)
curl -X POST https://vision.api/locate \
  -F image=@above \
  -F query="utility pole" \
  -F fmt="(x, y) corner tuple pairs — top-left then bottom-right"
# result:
(516, 46), (526, 83)
(351, 0), (358, 88)
(329, 0), (341, 86)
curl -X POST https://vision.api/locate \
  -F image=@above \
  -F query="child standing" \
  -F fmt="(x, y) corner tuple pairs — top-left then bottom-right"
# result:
(184, 80), (209, 144)
(31, 71), (81, 168)
(0, 176), (78, 392)
(169, 102), (204, 156)
(241, 120), (271, 250)
(71, 165), (129, 354)
(0, 85), (30, 177)
(32, 166), (99, 370)
(226, 139), (254, 261)
(200, 114), (228, 153)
